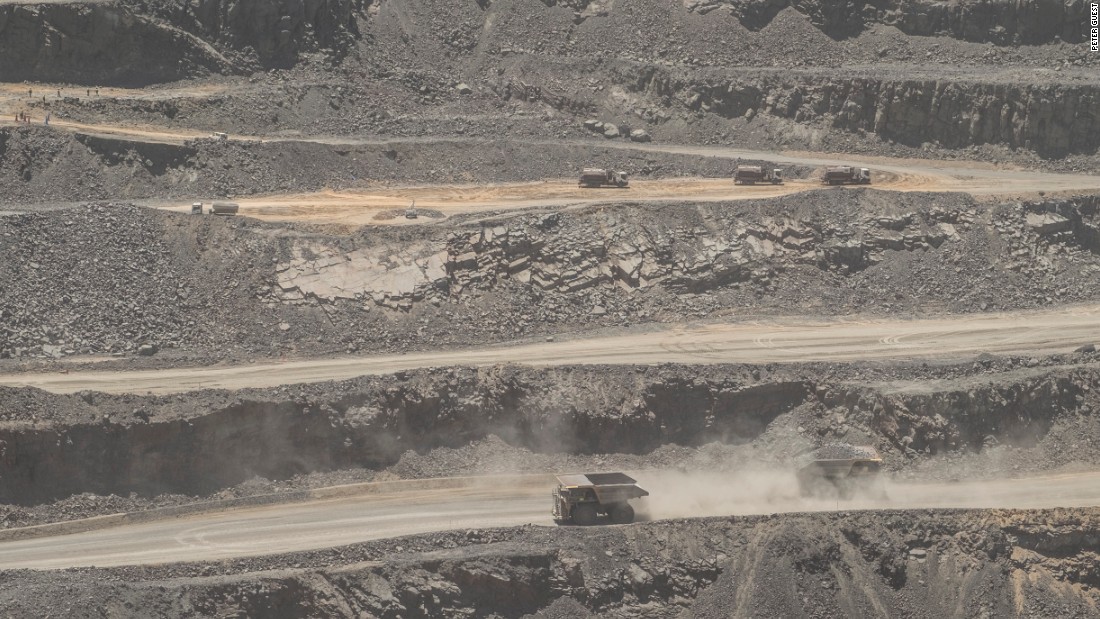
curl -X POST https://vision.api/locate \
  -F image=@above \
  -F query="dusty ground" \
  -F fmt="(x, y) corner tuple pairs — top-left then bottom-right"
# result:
(2, 303), (1099, 394)
(2, 0), (1100, 616)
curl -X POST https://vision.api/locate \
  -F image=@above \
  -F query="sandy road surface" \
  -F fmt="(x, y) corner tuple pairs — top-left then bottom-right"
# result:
(2, 304), (1097, 395)
(157, 177), (839, 226)
(2, 470), (1099, 569)
(153, 146), (1100, 226)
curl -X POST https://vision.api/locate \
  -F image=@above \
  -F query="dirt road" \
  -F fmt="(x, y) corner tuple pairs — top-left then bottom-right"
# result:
(2, 470), (1098, 569)
(156, 146), (1100, 226)
(2, 304), (1096, 394)
(157, 177), (837, 227)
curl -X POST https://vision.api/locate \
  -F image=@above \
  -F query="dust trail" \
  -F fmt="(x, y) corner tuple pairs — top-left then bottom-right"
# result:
(629, 468), (1100, 521)
(629, 468), (885, 520)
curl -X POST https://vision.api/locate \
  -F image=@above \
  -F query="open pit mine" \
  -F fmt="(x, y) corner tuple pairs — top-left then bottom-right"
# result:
(2, 0), (1100, 617)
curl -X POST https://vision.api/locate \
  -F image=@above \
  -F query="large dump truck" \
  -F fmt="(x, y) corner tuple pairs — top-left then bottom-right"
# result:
(822, 166), (871, 185)
(734, 165), (783, 185)
(579, 168), (629, 188)
(796, 444), (886, 499)
(552, 472), (648, 525)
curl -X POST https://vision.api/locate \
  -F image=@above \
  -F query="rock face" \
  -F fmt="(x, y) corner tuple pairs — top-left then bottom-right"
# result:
(677, 0), (1085, 43)
(0, 364), (812, 502)
(277, 243), (449, 309)
(621, 67), (1100, 157)
(0, 3), (233, 85)
(0, 0), (361, 85)
(274, 194), (962, 310)
(120, 0), (363, 67)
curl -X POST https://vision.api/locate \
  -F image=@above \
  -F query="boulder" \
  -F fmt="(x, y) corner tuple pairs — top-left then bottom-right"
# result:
(1026, 212), (1071, 235)
(629, 129), (652, 142)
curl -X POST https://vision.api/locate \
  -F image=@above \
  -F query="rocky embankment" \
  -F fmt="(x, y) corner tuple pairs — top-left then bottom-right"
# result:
(1, 508), (1097, 618)
(602, 65), (1100, 157)
(2, 193), (1099, 361)
(2, 358), (1099, 510)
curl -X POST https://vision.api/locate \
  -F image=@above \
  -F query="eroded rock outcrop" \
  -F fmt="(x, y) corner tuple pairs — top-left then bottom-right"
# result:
(0, 3), (233, 85)
(273, 197), (963, 310)
(620, 66), (1100, 157)
(0, 0), (362, 85)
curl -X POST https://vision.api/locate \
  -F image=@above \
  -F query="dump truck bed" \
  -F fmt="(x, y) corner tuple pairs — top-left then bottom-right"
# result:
(555, 472), (639, 487)
(555, 472), (649, 501)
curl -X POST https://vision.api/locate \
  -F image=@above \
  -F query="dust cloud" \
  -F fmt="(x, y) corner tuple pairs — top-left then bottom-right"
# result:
(630, 468), (892, 521)
(626, 467), (1100, 522)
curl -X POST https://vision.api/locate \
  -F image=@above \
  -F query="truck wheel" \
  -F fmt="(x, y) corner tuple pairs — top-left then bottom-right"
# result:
(572, 503), (599, 526)
(610, 503), (634, 524)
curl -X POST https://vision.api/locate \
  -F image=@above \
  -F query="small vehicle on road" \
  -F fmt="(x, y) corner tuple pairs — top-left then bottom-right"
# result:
(579, 168), (629, 188)
(822, 166), (871, 185)
(210, 201), (240, 216)
(552, 472), (648, 525)
(734, 165), (783, 185)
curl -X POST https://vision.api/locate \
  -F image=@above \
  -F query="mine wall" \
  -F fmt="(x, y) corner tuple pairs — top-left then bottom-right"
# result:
(565, 0), (1090, 43)
(0, 369), (812, 504)
(611, 65), (1100, 157)
(0, 3), (234, 86)
(0, 0), (362, 85)
(117, 0), (364, 67)
(2, 363), (1098, 505)
(820, 371), (1092, 456)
